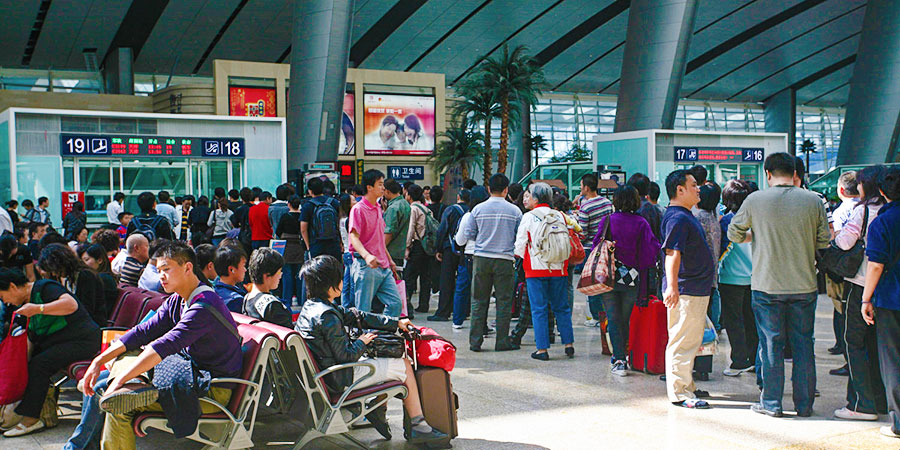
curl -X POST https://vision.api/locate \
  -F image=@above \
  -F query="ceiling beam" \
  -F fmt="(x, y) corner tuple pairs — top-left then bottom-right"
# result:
(789, 54), (856, 93)
(533, 0), (629, 66)
(692, 0), (758, 35)
(349, 0), (427, 67)
(405, 0), (492, 71)
(102, 0), (170, 66)
(685, 4), (865, 98)
(450, 0), (564, 85)
(685, 0), (828, 75)
(551, 41), (624, 91)
(192, 0), (249, 74)
(727, 32), (859, 101)
(802, 80), (849, 106)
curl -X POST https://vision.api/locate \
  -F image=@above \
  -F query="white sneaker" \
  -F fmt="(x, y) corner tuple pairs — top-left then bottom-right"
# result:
(834, 407), (878, 421)
(3, 420), (44, 437)
(452, 324), (463, 329)
(584, 319), (600, 327)
(723, 365), (754, 377)
(881, 426), (900, 438)
(611, 360), (628, 377)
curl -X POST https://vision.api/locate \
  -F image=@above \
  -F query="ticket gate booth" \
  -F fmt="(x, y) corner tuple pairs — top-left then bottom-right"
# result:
(593, 130), (788, 203)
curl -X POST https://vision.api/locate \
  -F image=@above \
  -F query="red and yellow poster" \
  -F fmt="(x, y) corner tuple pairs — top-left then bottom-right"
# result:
(229, 86), (276, 117)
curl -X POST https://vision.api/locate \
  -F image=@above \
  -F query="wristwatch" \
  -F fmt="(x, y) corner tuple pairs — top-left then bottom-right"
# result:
(40, 304), (44, 314)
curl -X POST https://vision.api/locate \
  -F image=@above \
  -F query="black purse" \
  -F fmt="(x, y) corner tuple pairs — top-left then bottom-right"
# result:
(820, 206), (868, 279)
(348, 309), (407, 358)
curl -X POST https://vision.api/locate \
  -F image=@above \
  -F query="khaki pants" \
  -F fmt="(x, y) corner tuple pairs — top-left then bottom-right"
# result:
(100, 355), (232, 450)
(665, 294), (710, 403)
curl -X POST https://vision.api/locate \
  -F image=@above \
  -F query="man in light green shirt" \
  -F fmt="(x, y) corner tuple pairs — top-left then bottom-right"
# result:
(383, 178), (411, 267)
(727, 153), (830, 419)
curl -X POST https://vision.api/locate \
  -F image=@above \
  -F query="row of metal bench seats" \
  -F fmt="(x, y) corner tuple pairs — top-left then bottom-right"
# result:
(63, 286), (408, 449)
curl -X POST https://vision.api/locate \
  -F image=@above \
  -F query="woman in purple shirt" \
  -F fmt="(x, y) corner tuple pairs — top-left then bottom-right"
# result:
(593, 186), (662, 376)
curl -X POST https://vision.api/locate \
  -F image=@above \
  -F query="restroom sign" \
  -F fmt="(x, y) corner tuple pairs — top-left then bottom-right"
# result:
(387, 165), (424, 181)
(61, 191), (85, 217)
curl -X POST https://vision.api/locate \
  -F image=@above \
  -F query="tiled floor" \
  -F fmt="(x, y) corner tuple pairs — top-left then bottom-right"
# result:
(4, 289), (897, 449)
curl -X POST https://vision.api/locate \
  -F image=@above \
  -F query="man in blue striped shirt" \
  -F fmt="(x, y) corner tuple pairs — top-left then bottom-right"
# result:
(461, 174), (522, 352)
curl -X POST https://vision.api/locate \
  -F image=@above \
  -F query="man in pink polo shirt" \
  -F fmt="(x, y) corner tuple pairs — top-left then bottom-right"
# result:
(348, 169), (403, 315)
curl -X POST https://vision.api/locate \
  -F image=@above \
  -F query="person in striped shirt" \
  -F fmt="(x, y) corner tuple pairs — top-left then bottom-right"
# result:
(119, 234), (149, 287)
(576, 174), (613, 327)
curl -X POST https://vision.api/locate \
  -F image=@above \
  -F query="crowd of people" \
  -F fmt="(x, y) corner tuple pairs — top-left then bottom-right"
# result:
(0, 153), (899, 446)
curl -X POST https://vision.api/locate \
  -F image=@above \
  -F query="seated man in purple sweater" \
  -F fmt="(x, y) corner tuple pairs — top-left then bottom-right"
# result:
(80, 241), (242, 450)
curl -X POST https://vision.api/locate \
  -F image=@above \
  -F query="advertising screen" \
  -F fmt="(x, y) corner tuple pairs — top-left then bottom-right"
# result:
(339, 93), (355, 155)
(364, 93), (435, 156)
(229, 86), (276, 117)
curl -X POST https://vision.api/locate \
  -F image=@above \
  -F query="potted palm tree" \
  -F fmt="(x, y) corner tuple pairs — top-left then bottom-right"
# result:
(429, 120), (485, 183)
(453, 79), (503, 186)
(471, 44), (544, 175)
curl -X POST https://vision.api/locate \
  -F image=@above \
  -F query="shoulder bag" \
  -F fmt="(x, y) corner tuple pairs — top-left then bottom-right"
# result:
(0, 314), (28, 404)
(820, 207), (869, 278)
(577, 217), (616, 296)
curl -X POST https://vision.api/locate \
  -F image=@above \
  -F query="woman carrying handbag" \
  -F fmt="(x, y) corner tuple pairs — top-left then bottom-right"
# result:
(592, 186), (661, 376)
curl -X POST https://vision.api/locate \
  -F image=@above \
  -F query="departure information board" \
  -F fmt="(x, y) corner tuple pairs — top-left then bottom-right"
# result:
(674, 147), (764, 163)
(60, 134), (245, 158)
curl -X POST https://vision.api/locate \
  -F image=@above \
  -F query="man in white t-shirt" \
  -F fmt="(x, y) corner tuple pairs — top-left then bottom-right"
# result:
(106, 193), (125, 225)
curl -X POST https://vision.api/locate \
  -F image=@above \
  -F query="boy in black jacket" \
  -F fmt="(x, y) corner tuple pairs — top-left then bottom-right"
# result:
(243, 248), (292, 328)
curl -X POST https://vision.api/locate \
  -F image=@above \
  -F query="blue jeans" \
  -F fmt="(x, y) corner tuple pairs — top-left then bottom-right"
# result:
(452, 255), (473, 325)
(64, 371), (109, 450)
(587, 295), (604, 321)
(526, 276), (574, 350)
(281, 263), (302, 309)
(601, 287), (636, 362)
(751, 290), (817, 414)
(342, 252), (355, 309)
(708, 287), (722, 331)
(351, 257), (402, 316)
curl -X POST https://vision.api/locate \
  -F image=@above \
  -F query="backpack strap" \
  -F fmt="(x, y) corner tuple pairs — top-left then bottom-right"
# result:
(188, 285), (240, 343)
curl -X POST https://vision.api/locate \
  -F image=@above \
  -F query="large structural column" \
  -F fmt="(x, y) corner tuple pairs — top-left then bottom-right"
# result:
(764, 88), (796, 155)
(614, 0), (698, 132)
(288, 0), (354, 170)
(102, 48), (134, 95)
(509, 102), (531, 182)
(837, 0), (900, 165)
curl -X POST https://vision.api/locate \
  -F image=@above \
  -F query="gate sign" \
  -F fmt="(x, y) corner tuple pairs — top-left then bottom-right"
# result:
(387, 165), (424, 181)
(675, 147), (765, 163)
(61, 191), (85, 218)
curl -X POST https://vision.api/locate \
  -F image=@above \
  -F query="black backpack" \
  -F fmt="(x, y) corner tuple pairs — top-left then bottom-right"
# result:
(311, 197), (339, 242)
(133, 215), (164, 241)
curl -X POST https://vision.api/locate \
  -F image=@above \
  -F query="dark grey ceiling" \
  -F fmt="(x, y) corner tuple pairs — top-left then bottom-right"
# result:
(1, 0), (867, 107)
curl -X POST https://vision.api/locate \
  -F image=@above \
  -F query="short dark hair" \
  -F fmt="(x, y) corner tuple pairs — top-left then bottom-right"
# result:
(429, 186), (444, 203)
(722, 179), (751, 213)
(214, 245), (247, 277)
(0, 268), (29, 291)
(362, 169), (385, 190)
(581, 174), (598, 192)
(154, 240), (208, 284)
(158, 191), (171, 203)
(22, 199), (33, 208)
(28, 221), (48, 235)
(698, 183), (721, 212)
(276, 183), (294, 201)
(403, 181), (414, 192)
(195, 244), (217, 271)
(552, 193), (573, 212)
(249, 247), (283, 284)
(323, 180), (335, 196)
(469, 186), (490, 209)
(307, 177), (324, 196)
(214, 187), (226, 199)
(252, 187), (262, 200)
(288, 194), (301, 209)
(40, 232), (68, 250)
(384, 178), (402, 194)
(507, 183), (523, 203)
(457, 188), (471, 204)
(351, 184), (365, 196)
(38, 196), (49, 205)
(114, 192), (125, 202)
(488, 173), (509, 194)
(793, 156), (807, 185)
(665, 170), (692, 199)
(764, 153), (796, 178)
(92, 229), (120, 253)
(462, 179), (477, 190)
(879, 166), (900, 201)
(689, 166), (708, 185)
(228, 189), (239, 200)
(301, 255), (343, 300)
(240, 187), (253, 203)
(648, 182), (661, 202)
(627, 173), (651, 197)
(137, 192), (156, 212)
(260, 191), (273, 202)
(612, 185), (641, 213)
(407, 184), (424, 202)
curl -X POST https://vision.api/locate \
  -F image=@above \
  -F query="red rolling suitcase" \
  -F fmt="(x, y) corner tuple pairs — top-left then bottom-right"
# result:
(628, 296), (668, 374)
